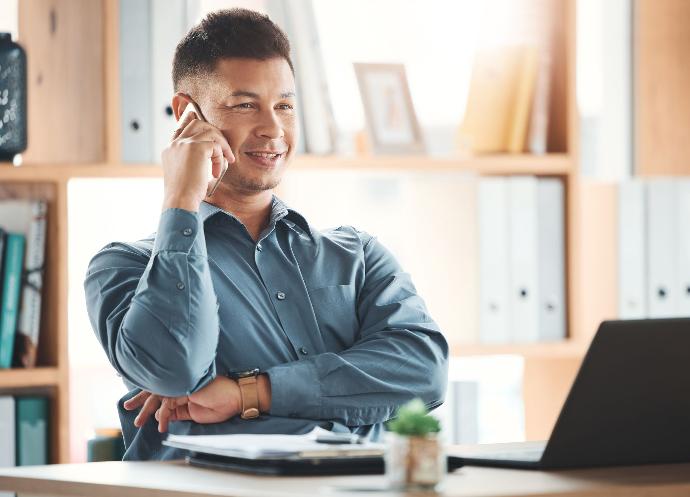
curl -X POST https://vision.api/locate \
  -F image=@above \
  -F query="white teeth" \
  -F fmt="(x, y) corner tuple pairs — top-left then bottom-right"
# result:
(248, 152), (280, 159)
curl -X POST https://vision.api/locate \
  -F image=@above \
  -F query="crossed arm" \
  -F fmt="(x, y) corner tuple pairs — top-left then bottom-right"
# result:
(122, 373), (272, 432)
(84, 211), (448, 432)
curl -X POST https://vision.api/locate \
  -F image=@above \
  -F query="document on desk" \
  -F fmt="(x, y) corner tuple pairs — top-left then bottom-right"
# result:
(163, 427), (385, 460)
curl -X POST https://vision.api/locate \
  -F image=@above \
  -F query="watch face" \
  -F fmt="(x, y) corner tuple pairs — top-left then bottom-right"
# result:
(228, 368), (260, 379)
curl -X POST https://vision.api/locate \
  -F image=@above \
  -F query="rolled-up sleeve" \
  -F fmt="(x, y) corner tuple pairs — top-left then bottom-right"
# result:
(84, 208), (219, 397)
(267, 232), (449, 426)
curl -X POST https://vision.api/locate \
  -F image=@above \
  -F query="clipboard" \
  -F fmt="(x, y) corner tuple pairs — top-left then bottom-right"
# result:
(185, 452), (386, 476)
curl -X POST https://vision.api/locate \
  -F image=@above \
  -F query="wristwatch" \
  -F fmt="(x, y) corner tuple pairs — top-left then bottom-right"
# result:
(227, 368), (261, 420)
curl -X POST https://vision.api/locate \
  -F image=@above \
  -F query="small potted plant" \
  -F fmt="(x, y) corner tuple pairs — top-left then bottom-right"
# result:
(385, 398), (446, 490)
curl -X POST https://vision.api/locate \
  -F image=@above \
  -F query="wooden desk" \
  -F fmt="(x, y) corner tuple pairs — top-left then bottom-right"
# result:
(1, 460), (690, 497)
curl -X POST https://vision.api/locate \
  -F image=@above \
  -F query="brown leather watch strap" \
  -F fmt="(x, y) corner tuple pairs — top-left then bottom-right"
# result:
(237, 375), (260, 419)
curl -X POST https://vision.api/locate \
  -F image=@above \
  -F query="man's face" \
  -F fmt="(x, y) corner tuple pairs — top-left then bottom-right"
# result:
(197, 57), (298, 194)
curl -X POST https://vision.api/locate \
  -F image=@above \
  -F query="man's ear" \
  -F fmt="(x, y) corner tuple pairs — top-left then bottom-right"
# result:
(172, 92), (192, 121)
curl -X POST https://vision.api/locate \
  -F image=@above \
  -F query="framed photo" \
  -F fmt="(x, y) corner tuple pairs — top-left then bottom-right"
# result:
(354, 63), (425, 155)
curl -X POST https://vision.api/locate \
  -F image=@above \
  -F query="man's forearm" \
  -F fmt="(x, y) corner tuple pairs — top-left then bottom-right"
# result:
(86, 207), (221, 397)
(265, 327), (448, 426)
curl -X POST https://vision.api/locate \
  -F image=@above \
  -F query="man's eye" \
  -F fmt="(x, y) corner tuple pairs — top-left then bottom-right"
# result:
(277, 104), (294, 110)
(233, 103), (254, 109)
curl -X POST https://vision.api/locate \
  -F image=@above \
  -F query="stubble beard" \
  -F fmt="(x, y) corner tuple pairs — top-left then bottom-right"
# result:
(226, 166), (282, 193)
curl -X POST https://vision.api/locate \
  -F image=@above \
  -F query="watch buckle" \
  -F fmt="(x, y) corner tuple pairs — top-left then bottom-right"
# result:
(241, 407), (260, 420)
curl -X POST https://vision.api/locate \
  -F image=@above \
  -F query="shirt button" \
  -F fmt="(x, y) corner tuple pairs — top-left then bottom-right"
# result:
(176, 281), (185, 290)
(256, 243), (263, 251)
(299, 347), (308, 356)
(276, 291), (286, 300)
(182, 228), (193, 236)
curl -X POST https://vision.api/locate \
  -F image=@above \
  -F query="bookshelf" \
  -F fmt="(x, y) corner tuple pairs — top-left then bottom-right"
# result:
(0, 154), (571, 181)
(0, 0), (600, 461)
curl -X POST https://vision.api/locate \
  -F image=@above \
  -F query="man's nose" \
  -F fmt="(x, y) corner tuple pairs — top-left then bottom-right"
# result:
(255, 110), (285, 140)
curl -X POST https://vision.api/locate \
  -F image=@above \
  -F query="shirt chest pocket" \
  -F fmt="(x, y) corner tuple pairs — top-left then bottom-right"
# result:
(307, 284), (359, 351)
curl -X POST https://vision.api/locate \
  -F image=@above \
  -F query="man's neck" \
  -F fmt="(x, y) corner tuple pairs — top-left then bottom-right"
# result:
(205, 189), (274, 242)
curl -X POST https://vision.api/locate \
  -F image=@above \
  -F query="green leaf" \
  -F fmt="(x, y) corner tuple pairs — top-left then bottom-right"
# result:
(386, 398), (441, 436)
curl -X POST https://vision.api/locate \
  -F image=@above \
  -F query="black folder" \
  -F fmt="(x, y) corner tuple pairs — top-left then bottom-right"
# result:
(185, 451), (464, 476)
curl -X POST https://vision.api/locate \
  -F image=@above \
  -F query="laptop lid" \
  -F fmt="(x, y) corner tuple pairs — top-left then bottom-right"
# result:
(541, 318), (690, 468)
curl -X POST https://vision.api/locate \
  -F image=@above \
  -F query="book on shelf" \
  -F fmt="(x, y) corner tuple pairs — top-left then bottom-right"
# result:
(457, 45), (540, 154)
(507, 47), (538, 153)
(0, 232), (25, 369)
(16, 396), (49, 466)
(526, 50), (551, 155)
(0, 395), (50, 471)
(0, 396), (14, 497)
(15, 200), (48, 368)
(0, 199), (48, 369)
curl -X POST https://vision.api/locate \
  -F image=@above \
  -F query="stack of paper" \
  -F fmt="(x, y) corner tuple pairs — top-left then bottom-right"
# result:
(163, 427), (384, 460)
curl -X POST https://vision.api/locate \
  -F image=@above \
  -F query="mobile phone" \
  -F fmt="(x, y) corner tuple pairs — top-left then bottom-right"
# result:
(315, 432), (363, 444)
(175, 97), (229, 197)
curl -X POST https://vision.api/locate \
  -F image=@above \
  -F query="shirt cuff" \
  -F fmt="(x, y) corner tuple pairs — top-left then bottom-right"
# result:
(153, 208), (206, 255)
(266, 360), (321, 419)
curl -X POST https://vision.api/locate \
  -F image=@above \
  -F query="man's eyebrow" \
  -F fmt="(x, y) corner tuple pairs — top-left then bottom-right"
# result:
(228, 90), (296, 99)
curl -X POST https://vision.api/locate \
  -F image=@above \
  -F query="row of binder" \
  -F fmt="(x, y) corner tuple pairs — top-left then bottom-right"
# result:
(119, 0), (335, 163)
(119, 0), (197, 163)
(619, 179), (690, 318)
(479, 176), (566, 344)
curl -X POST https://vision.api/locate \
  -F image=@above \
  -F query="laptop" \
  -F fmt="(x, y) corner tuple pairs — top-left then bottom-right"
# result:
(454, 318), (690, 469)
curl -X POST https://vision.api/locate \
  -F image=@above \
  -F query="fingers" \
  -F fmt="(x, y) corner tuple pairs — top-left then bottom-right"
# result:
(156, 396), (189, 433)
(183, 127), (235, 166)
(156, 397), (174, 433)
(123, 390), (151, 411)
(172, 104), (199, 140)
(172, 100), (235, 166)
(134, 394), (162, 428)
(207, 140), (228, 180)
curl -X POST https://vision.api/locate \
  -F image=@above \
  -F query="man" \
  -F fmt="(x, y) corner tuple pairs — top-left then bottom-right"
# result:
(85, 8), (448, 461)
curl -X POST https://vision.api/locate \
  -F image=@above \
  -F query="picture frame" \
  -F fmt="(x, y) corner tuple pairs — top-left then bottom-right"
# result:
(354, 63), (425, 155)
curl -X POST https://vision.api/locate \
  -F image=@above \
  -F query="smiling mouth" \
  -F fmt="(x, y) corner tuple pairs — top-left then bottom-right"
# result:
(243, 151), (286, 167)
(245, 151), (285, 159)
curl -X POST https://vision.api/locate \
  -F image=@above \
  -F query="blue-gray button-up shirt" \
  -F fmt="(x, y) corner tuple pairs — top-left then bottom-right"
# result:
(84, 195), (448, 460)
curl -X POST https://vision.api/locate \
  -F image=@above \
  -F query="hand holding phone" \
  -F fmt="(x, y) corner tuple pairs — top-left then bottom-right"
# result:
(161, 95), (234, 212)
(176, 99), (230, 196)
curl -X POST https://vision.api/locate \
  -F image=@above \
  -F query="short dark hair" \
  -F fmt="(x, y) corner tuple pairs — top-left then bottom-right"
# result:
(172, 8), (293, 92)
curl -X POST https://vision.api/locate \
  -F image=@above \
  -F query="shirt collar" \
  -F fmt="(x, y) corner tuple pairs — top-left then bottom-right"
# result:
(198, 195), (314, 241)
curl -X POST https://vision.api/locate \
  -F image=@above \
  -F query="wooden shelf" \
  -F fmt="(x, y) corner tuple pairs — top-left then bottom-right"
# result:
(0, 367), (60, 389)
(291, 153), (571, 175)
(0, 163), (162, 181)
(452, 340), (586, 358)
(0, 153), (571, 181)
